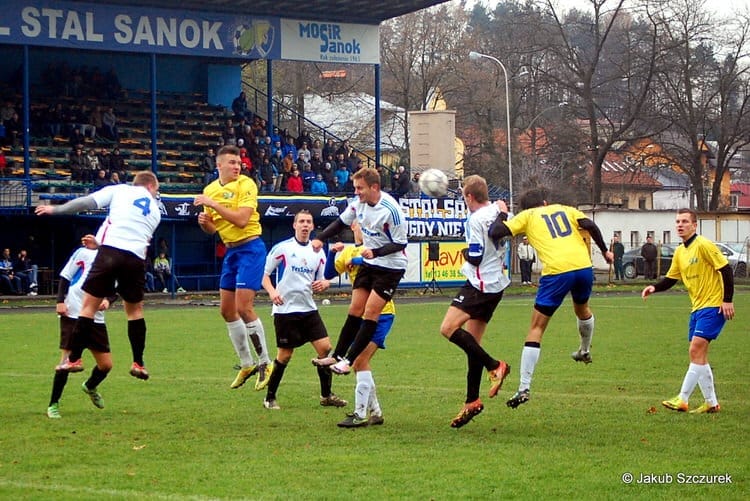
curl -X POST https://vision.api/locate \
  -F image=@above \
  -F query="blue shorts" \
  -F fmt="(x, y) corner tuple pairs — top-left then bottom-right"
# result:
(536, 268), (594, 314)
(371, 314), (395, 349)
(688, 307), (726, 342)
(220, 238), (266, 291)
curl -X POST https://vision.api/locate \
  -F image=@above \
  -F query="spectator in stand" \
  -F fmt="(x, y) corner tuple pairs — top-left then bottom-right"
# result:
(336, 139), (351, 159)
(270, 149), (284, 191)
(311, 139), (323, 160)
(377, 165), (390, 191)
(410, 172), (421, 195)
(301, 163), (315, 191)
(93, 169), (112, 190)
(269, 125), (282, 145)
(145, 258), (156, 293)
(271, 139), (283, 158)
(69, 146), (86, 182)
(85, 149), (101, 183)
(77, 105), (96, 139)
(0, 101), (16, 125)
(259, 157), (277, 193)
(334, 162), (350, 192)
(110, 172), (122, 184)
(394, 166), (410, 198)
(335, 152), (347, 171)
(68, 126), (86, 148)
(222, 121), (237, 146)
(0, 149), (7, 177)
(297, 142), (311, 164)
(310, 150), (323, 175)
(260, 136), (272, 158)
(296, 129), (314, 150)
(3, 111), (21, 147)
(286, 168), (304, 193)
(109, 147), (126, 182)
(98, 148), (111, 176)
(321, 138), (335, 160)
(102, 107), (119, 141)
(1, 248), (22, 295)
(153, 251), (185, 293)
(201, 147), (216, 185)
(231, 91), (250, 120)
(282, 136), (298, 160)
(89, 106), (103, 139)
(347, 151), (360, 173)
(311, 174), (328, 195)
(239, 148), (253, 174)
(322, 162), (336, 192)
(281, 151), (296, 190)
(13, 249), (38, 295)
(47, 103), (67, 138)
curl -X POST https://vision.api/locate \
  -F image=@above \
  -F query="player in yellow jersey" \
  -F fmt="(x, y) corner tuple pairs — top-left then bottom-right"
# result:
(323, 221), (392, 427)
(194, 145), (273, 391)
(642, 208), (734, 414)
(489, 187), (613, 408)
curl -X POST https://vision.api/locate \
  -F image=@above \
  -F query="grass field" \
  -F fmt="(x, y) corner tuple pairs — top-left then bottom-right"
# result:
(1, 291), (748, 500)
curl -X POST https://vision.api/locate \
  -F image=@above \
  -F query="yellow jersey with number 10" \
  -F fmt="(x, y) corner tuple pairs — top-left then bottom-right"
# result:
(505, 204), (592, 276)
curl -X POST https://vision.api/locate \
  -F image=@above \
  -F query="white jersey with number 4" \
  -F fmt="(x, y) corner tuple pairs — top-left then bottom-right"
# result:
(264, 238), (326, 314)
(91, 184), (161, 260)
(60, 247), (105, 323)
(340, 192), (408, 270)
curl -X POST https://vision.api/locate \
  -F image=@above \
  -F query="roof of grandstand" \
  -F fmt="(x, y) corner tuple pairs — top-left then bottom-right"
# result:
(72, 0), (450, 25)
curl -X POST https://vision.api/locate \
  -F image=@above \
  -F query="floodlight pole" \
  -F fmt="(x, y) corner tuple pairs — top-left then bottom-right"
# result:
(469, 51), (514, 213)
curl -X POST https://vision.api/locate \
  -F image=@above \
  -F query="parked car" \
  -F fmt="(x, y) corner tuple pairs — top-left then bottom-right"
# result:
(621, 244), (676, 279)
(621, 241), (747, 279)
(718, 242), (747, 277)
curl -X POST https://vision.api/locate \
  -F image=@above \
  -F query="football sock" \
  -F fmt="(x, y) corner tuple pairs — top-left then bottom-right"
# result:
(69, 317), (94, 362)
(344, 319), (378, 364)
(577, 315), (594, 353)
(127, 318), (147, 366)
(317, 366), (333, 397)
(696, 363), (718, 406)
(333, 314), (361, 358)
(678, 363), (701, 403)
(49, 370), (69, 406)
(85, 366), (109, 390)
(246, 318), (271, 365)
(368, 382), (382, 417)
(355, 370), (373, 419)
(449, 328), (497, 371)
(519, 342), (541, 391)
(466, 356), (483, 403)
(227, 319), (254, 367)
(265, 360), (286, 400)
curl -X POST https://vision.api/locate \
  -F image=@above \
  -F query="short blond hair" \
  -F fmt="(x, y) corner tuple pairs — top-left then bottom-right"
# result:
(462, 175), (488, 203)
(352, 167), (380, 187)
(132, 170), (158, 188)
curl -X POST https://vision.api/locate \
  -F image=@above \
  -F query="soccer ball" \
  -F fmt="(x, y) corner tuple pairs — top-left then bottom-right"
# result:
(418, 169), (449, 198)
(322, 299), (331, 306)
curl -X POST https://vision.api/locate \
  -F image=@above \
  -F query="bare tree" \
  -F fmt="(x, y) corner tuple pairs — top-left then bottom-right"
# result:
(652, 0), (750, 210)
(537, 0), (662, 204)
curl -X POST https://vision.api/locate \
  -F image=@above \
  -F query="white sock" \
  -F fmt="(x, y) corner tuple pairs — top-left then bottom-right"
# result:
(246, 319), (271, 365)
(577, 316), (594, 353)
(696, 363), (718, 406)
(367, 375), (382, 417)
(519, 345), (540, 392)
(355, 371), (373, 419)
(227, 320), (254, 367)
(678, 363), (701, 403)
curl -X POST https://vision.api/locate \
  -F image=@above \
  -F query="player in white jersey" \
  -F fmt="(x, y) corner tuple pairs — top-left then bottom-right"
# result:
(260, 210), (347, 410)
(311, 168), (408, 375)
(36, 171), (161, 383)
(439, 175), (511, 428)
(47, 236), (116, 418)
